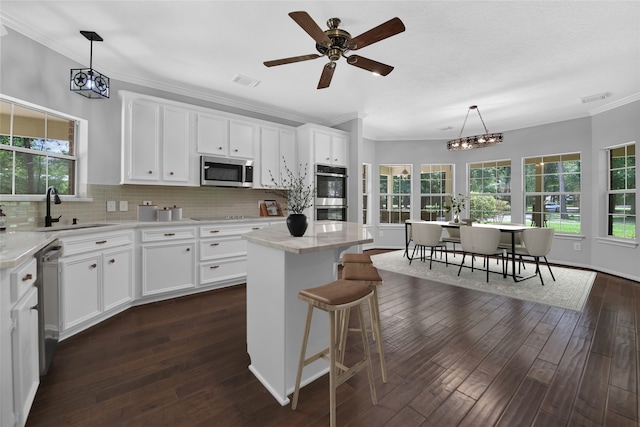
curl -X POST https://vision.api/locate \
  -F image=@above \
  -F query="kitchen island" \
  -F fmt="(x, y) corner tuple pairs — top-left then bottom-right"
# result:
(243, 221), (373, 405)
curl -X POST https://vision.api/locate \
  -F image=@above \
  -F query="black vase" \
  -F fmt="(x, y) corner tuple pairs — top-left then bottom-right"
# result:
(286, 213), (308, 237)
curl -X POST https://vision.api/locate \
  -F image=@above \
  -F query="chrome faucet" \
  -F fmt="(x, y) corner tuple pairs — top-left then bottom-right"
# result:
(45, 186), (62, 227)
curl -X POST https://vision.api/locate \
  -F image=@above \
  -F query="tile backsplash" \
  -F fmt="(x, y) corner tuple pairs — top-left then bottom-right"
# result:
(1, 184), (287, 230)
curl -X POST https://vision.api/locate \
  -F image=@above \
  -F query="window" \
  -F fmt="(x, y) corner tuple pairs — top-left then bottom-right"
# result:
(607, 143), (636, 239)
(379, 165), (411, 224)
(362, 163), (371, 225)
(420, 164), (453, 221)
(0, 97), (77, 196)
(468, 160), (511, 223)
(524, 153), (581, 233)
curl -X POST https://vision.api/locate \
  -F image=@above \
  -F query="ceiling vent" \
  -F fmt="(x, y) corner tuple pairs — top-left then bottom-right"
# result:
(580, 92), (611, 104)
(231, 73), (260, 88)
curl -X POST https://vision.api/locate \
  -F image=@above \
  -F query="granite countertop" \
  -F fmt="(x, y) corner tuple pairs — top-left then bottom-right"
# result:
(0, 217), (282, 269)
(242, 221), (373, 254)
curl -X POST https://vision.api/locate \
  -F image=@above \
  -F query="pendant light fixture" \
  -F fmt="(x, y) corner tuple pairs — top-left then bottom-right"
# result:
(70, 30), (110, 99)
(447, 105), (503, 150)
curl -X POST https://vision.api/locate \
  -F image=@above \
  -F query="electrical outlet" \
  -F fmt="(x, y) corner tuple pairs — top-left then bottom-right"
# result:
(106, 201), (116, 212)
(573, 243), (581, 251)
(119, 201), (128, 212)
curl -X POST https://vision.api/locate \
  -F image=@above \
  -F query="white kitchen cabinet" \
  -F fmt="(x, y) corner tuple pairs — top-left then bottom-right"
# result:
(58, 230), (134, 335)
(297, 124), (349, 167)
(140, 227), (197, 297)
(258, 125), (297, 188)
(196, 114), (256, 159)
(121, 93), (197, 186)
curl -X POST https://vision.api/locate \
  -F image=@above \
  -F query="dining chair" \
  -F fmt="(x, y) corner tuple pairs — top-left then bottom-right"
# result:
(514, 227), (556, 285)
(409, 222), (448, 268)
(441, 227), (461, 257)
(458, 226), (505, 281)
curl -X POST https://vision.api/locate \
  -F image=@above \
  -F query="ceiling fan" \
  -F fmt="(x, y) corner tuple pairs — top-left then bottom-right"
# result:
(264, 11), (406, 89)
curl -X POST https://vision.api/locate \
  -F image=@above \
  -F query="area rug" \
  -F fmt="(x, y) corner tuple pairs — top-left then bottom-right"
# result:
(370, 250), (596, 312)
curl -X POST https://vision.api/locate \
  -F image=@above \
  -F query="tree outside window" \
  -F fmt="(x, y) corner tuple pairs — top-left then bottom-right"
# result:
(420, 164), (452, 221)
(524, 153), (581, 233)
(607, 144), (636, 239)
(468, 160), (511, 223)
(379, 165), (411, 224)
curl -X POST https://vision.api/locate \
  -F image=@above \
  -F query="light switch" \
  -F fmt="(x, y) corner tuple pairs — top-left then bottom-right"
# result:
(106, 201), (116, 212)
(119, 201), (128, 211)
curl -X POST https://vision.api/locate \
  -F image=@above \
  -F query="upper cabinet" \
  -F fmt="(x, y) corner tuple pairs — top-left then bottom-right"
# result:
(196, 114), (256, 159)
(257, 125), (296, 188)
(121, 93), (197, 186)
(297, 124), (349, 167)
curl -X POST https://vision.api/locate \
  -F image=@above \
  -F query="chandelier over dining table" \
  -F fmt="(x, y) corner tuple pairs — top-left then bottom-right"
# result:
(447, 105), (503, 150)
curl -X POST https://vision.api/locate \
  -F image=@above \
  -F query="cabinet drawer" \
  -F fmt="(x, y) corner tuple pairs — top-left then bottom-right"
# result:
(60, 231), (134, 257)
(11, 257), (37, 303)
(140, 227), (197, 242)
(200, 257), (247, 285)
(200, 236), (247, 260)
(199, 223), (264, 238)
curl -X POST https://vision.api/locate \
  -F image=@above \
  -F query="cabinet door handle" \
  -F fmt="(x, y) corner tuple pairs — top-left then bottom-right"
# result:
(234, 148), (238, 152)
(148, 170), (153, 174)
(325, 157), (330, 161)
(252, 227), (260, 230)
(169, 171), (174, 175)
(96, 240), (107, 244)
(90, 263), (97, 269)
(210, 243), (220, 246)
(22, 273), (33, 282)
(210, 230), (220, 233)
(109, 259), (116, 264)
(186, 247), (191, 251)
(164, 233), (175, 236)
(210, 265), (220, 269)
(218, 146), (223, 150)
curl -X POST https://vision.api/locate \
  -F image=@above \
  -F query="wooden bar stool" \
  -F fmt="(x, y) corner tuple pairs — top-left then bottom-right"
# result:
(292, 280), (377, 427)
(341, 264), (387, 383)
(342, 252), (373, 265)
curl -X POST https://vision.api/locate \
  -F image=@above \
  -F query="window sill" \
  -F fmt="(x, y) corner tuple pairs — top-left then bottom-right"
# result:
(554, 233), (585, 241)
(595, 237), (638, 249)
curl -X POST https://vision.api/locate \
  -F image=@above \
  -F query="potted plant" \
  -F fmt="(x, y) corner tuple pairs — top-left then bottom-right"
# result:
(444, 193), (467, 223)
(269, 158), (315, 236)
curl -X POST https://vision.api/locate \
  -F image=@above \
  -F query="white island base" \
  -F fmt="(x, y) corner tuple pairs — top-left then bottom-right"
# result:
(244, 221), (373, 405)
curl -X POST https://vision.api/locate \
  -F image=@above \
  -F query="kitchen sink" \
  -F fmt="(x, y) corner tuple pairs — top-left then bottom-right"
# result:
(34, 223), (116, 232)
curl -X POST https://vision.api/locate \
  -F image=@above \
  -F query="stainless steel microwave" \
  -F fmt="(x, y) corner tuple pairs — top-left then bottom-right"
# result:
(201, 156), (253, 188)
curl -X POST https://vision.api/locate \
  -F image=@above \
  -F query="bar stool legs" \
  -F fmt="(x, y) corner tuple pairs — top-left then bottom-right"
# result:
(291, 280), (377, 427)
(341, 264), (388, 383)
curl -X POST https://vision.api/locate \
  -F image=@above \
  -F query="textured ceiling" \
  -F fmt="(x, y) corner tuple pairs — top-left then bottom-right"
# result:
(1, 1), (639, 141)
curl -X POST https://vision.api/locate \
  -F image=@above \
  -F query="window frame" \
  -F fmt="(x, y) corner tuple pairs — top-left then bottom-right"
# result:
(468, 159), (512, 224)
(523, 152), (582, 234)
(419, 163), (454, 221)
(379, 164), (411, 224)
(0, 94), (88, 201)
(606, 142), (636, 240)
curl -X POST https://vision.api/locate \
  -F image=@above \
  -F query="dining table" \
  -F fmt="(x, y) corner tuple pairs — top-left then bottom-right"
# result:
(405, 220), (533, 282)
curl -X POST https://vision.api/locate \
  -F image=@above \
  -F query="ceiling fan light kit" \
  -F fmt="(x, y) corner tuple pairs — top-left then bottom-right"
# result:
(447, 105), (503, 151)
(264, 11), (405, 89)
(70, 30), (110, 99)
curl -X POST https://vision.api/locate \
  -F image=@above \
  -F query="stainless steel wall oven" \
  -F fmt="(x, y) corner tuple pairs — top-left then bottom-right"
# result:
(315, 164), (347, 221)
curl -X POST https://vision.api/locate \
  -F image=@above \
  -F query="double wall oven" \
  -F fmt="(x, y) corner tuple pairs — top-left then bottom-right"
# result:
(315, 164), (347, 221)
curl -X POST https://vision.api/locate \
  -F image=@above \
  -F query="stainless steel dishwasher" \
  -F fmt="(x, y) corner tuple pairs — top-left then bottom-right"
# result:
(36, 242), (63, 375)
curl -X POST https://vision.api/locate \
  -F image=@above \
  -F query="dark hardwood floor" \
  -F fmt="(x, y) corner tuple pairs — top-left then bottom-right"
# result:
(27, 251), (639, 426)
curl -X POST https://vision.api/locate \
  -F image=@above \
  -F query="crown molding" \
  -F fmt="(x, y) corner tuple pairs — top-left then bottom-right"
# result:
(588, 92), (640, 116)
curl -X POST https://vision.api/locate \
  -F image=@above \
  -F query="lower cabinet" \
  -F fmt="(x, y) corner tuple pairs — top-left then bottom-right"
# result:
(59, 231), (134, 334)
(140, 227), (197, 297)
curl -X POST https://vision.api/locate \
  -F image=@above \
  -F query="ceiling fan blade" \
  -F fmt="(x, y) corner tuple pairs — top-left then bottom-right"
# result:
(264, 54), (322, 67)
(347, 17), (406, 50)
(317, 62), (336, 89)
(289, 11), (331, 47)
(346, 55), (394, 76)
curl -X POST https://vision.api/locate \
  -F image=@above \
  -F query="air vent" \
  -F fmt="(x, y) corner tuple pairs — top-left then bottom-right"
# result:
(231, 73), (260, 88)
(580, 92), (611, 104)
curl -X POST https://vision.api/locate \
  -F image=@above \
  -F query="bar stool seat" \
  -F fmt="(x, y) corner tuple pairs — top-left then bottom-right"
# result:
(341, 264), (387, 383)
(342, 253), (373, 265)
(292, 279), (377, 427)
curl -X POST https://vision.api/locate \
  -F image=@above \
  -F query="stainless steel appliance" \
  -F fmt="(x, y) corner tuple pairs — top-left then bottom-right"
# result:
(35, 242), (62, 375)
(201, 156), (253, 188)
(315, 164), (347, 221)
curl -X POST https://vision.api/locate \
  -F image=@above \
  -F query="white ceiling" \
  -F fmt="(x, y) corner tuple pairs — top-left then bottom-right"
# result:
(1, 1), (639, 141)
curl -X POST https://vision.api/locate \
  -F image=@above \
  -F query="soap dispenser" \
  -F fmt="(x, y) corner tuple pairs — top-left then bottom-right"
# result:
(0, 205), (6, 232)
